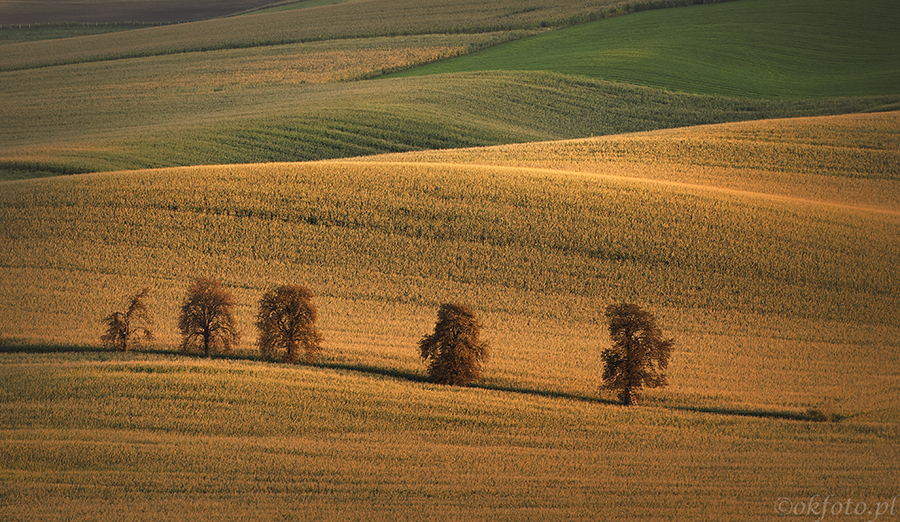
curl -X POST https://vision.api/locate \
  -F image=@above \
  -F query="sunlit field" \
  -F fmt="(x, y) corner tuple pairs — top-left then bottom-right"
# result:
(2, 113), (899, 519)
(2, 0), (899, 519)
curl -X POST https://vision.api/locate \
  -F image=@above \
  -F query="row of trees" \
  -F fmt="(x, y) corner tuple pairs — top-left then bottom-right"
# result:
(102, 277), (674, 405)
(103, 278), (322, 363)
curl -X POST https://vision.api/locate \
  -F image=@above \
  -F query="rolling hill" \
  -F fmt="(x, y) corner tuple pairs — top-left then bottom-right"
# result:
(2, 112), (898, 520)
(396, 0), (900, 98)
(1, 0), (899, 519)
(1, 0), (898, 180)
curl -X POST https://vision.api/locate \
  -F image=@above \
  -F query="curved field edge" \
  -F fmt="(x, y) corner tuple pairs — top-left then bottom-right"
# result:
(0, 0), (640, 71)
(356, 111), (900, 212)
(3, 70), (897, 181)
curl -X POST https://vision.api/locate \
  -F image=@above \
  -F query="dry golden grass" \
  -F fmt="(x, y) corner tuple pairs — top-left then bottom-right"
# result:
(1, 351), (898, 521)
(2, 112), (898, 418)
(357, 111), (900, 212)
(2, 113), (898, 520)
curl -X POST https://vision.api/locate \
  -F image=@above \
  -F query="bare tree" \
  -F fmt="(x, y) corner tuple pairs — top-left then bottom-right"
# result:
(101, 288), (153, 352)
(177, 277), (239, 357)
(419, 303), (489, 386)
(256, 284), (323, 364)
(601, 302), (674, 405)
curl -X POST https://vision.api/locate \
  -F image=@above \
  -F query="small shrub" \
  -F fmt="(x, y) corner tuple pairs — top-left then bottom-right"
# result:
(419, 303), (489, 386)
(256, 284), (323, 364)
(177, 277), (239, 357)
(101, 288), (153, 352)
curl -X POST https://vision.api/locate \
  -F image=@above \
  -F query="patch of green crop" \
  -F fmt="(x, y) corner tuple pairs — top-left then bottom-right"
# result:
(3, 69), (897, 180)
(396, 0), (900, 98)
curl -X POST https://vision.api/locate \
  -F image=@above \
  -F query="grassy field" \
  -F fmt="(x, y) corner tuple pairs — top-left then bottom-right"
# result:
(3, 0), (899, 182)
(395, 0), (900, 98)
(360, 111), (900, 211)
(2, 112), (899, 519)
(0, 0), (637, 70)
(2, 350), (897, 521)
(1, 67), (896, 180)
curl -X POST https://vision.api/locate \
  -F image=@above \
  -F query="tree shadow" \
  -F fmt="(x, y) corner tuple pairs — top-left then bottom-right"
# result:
(1, 340), (834, 422)
(1, 340), (125, 355)
(664, 403), (815, 422)
(475, 381), (620, 406)
(318, 361), (431, 384)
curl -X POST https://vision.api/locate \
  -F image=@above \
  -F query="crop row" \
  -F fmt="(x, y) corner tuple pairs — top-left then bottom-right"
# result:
(0, 0), (747, 71)
(5, 67), (898, 181)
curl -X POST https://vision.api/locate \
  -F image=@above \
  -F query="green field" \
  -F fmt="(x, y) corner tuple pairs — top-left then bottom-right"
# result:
(2, 0), (899, 181)
(2, 0), (899, 519)
(395, 0), (900, 98)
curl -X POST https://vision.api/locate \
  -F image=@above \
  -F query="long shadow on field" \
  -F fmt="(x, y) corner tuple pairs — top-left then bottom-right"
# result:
(0, 340), (120, 355)
(319, 361), (431, 384)
(1, 341), (832, 422)
(476, 381), (620, 407)
(665, 404), (830, 422)
(0, 340), (262, 361)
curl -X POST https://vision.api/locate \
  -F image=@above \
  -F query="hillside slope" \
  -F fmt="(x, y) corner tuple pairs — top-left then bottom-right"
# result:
(397, 0), (900, 98)
(3, 0), (899, 180)
(0, 0), (282, 24)
(2, 69), (895, 181)
(358, 111), (900, 212)
(0, 0), (635, 70)
(2, 113), (897, 418)
(2, 111), (898, 522)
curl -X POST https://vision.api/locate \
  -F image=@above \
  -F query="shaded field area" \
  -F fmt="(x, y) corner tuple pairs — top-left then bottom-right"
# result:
(0, 0), (301, 24)
(0, 0), (637, 69)
(2, 68), (896, 181)
(2, 0), (898, 182)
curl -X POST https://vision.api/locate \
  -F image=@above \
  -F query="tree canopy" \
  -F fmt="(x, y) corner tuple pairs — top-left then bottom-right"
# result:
(101, 288), (153, 352)
(419, 303), (490, 386)
(601, 302), (674, 405)
(177, 277), (239, 357)
(256, 284), (323, 364)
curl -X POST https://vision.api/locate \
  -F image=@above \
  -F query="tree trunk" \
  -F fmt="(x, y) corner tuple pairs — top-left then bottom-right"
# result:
(619, 388), (636, 406)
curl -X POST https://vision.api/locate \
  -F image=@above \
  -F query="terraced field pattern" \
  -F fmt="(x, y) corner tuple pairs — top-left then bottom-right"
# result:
(1, 0), (898, 520)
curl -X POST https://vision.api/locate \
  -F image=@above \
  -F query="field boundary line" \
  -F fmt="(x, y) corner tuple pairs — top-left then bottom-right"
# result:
(335, 160), (900, 217)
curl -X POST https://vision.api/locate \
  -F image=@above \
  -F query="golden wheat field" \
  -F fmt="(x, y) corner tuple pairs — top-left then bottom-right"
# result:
(2, 111), (898, 411)
(3, 0), (900, 518)
(2, 113), (899, 520)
